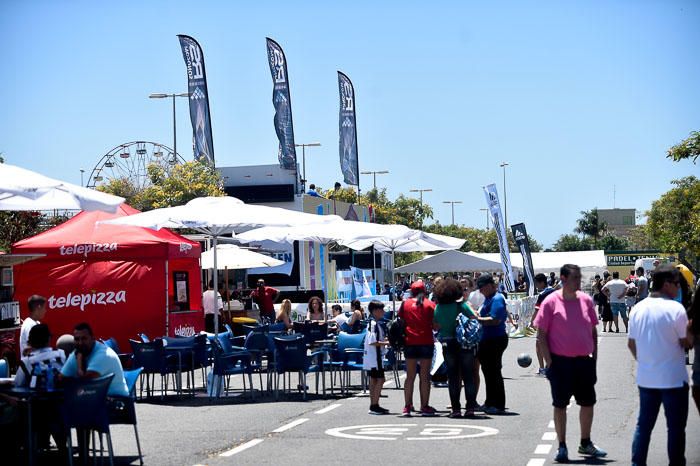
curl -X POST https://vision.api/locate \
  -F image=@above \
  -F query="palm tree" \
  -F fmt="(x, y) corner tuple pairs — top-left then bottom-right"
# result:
(574, 208), (608, 248)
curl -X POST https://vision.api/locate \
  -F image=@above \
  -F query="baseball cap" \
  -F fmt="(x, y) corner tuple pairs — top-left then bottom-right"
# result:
(410, 279), (426, 293)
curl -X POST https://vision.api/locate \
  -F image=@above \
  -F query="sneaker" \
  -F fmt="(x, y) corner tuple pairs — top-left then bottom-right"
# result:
(420, 405), (437, 417)
(538, 368), (547, 376)
(578, 442), (607, 458)
(474, 404), (485, 412)
(368, 405), (388, 415)
(402, 405), (413, 417)
(483, 406), (506, 415)
(463, 409), (475, 417)
(554, 445), (569, 463)
(447, 410), (461, 418)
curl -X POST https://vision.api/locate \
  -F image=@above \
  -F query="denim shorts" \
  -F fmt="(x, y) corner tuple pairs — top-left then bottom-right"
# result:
(610, 302), (627, 319)
(404, 344), (434, 360)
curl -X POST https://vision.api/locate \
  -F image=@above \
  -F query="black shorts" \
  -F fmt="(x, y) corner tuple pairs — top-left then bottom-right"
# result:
(547, 354), (597, 408)
(368, 368), (385, 379)
(404, 344), (434, 360)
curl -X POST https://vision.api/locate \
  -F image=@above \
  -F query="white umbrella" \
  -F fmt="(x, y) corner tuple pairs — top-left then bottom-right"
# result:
(100, 196), (343, 331)
(200, 244), (284, 270)
(0, 163), (124, 213)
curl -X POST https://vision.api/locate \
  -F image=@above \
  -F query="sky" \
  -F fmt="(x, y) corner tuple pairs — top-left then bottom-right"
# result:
(1, 0), (698, 248)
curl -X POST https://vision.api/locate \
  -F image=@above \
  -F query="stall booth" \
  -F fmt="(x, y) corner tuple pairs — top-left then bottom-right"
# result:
(11, 204), (203, 351)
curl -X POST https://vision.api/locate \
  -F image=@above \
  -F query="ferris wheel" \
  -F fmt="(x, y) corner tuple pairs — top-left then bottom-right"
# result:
(87, 141), (186, 191)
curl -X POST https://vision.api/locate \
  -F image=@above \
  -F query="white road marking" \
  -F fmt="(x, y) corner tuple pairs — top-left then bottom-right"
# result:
(548, 420), (555, 429)
(325, 423), (499, 441)
(526, 459), (546, 466)
(534, 444), (552, 455)
(315, 403), (342, 414)
(541, 431), (557, 441)
(218, 438), (264, 457)
(272, 418), (309, 433)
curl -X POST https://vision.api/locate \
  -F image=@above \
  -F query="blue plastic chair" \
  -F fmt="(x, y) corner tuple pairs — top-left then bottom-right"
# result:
(211, 338), (254, 398)
(129, 339), (177, 398)
(62, 374), (115, 466)
(138, 333), (150, 343)
(332, 331), (367, 395)
(0, 358), (8, 378)
(273, 334), (326, 400)
(110, 367), (144, 465)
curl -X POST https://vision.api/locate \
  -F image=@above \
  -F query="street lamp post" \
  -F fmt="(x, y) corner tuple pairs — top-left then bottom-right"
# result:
(295, 142), (321, 193)
(409, 188), (432, 227)
(80, 169), (85, 187)
(500, 161), (509, 228)
(480, 208), (490, 230)
(442, 200), (463, 226)
(149, 93), (190, 162)
(360, 170), (390, 190)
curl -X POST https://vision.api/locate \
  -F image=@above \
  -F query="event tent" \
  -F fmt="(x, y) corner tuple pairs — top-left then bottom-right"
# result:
(12, 204), (202, 349)
(394, 249), (505, 274)
(467, 250), (607, 275)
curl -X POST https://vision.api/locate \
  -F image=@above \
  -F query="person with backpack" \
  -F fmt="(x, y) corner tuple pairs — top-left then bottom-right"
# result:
(433, 277), (480, 418)
(399, 280), (437, 417)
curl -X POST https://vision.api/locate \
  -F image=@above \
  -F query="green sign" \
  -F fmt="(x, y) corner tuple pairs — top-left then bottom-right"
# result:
(605, 253), (659, 267)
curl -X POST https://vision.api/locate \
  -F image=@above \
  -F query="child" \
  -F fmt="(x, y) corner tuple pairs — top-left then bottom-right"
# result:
(364, 300), (389, 415)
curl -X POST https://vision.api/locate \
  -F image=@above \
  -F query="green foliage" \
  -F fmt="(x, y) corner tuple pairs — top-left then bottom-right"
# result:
(646, 176), (700, 257)
(667, 131), (700, 164)
(598, 234), (631, 252)
(98, 160), (225, 211)
(0, 211), (44, 252)
(553, 234), (593, 252)
(425, 222), (542, 253)
(574, 208), (607, 248)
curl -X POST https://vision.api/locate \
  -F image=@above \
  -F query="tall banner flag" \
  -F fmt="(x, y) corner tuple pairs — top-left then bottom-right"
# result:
(266, 38), (297, 171)
(177, 35), (215, 165)
(511, 223), (536, 296)
(337, 71), (359, 186)
(483, 184), (515, 291)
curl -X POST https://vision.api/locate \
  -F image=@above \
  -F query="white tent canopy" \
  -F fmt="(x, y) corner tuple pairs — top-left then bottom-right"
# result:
(0, 163), (124, 213)
(395, 249), (505, 274)
(468, 250), (607, 275)
(200, 244), (284, 270)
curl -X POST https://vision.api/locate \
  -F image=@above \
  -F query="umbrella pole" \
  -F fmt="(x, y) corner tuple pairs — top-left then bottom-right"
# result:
(213, 235), (219, 334)
(392, 249), (396, 313)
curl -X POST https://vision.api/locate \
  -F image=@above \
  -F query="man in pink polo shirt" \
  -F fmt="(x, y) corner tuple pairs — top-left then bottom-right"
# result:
(534, 264), (607, 463)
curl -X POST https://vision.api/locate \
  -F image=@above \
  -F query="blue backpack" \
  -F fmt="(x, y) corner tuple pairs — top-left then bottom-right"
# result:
(455, 313), (482, 350)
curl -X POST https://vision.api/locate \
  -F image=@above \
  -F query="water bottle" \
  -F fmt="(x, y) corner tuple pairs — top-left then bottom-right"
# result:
(46, 364), (54, 390)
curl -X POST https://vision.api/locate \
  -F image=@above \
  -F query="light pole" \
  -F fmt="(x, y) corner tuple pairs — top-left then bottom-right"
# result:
(442, 200), (463, 226)
(409, 188), (432, 227)
(480, 208), (490, 230)
(295, 142), (321, 193)
(80, 169), (85, 187)
(500, 161), (509, 228)
(360, 170), (390, 190)
(149, 92), (190, 162)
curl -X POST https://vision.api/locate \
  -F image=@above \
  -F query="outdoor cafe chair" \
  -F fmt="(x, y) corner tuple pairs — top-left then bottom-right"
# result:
(109, 367), (144, 465)
(330, 331), (367, 395)
(137, 333), (150, 343)
(62, 373), (115, 466)
(272, 334), (327, 400)
(211, 335), (255, 398)
(129, 339), (178, 398)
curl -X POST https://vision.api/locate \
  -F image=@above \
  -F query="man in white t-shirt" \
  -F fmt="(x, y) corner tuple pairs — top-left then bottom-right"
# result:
(202, 281), (223, 333)
(628, 265), (691, 466)
(602, 271), (628, 332)
(19, 295), (48, 356)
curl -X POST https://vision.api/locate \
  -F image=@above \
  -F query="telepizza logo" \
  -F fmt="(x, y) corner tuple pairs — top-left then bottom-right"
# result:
(59, 243), (117, 257)
(48, 290), (126, 311)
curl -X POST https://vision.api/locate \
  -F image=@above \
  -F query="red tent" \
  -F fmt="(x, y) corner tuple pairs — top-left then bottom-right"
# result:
(12, 204), (203, 350)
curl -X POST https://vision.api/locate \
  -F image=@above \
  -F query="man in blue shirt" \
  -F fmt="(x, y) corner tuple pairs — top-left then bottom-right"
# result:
(306, 183), (324, 197)
(60, 322), (129, 398)
(476, 274), (509, 414)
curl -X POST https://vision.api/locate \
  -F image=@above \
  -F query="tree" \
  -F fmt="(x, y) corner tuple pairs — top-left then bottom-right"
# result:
(99, 160), (225, 211)
(598, 234), (631, 252)
(553, 234), (593, 252)
(0, 211), (44, 252)
(667, 130), (699, 164)
(646, 176), (700, 259)
(574, 208), (607, 248)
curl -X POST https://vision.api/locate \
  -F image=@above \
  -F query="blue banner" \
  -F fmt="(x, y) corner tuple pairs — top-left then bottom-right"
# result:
(177, 35), (215, 165)
(266, 38), (297, 171)
(338, 71), (359, 185)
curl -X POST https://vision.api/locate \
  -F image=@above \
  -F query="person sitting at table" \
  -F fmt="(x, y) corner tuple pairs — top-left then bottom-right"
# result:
(13, 323), (67, 456)
(275, 299), (294, 330)
(306, 296), (326, 322)
(14, 324), (66, 388)
(59, 322), (129, 398)
(332, 301), (363, 333)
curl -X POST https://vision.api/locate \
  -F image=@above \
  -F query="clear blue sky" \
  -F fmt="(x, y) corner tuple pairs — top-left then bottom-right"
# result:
(2, 0), (698, 248)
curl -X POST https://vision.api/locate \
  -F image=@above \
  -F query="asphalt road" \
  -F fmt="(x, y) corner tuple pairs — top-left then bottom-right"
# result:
(107, 331), (699, 466)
